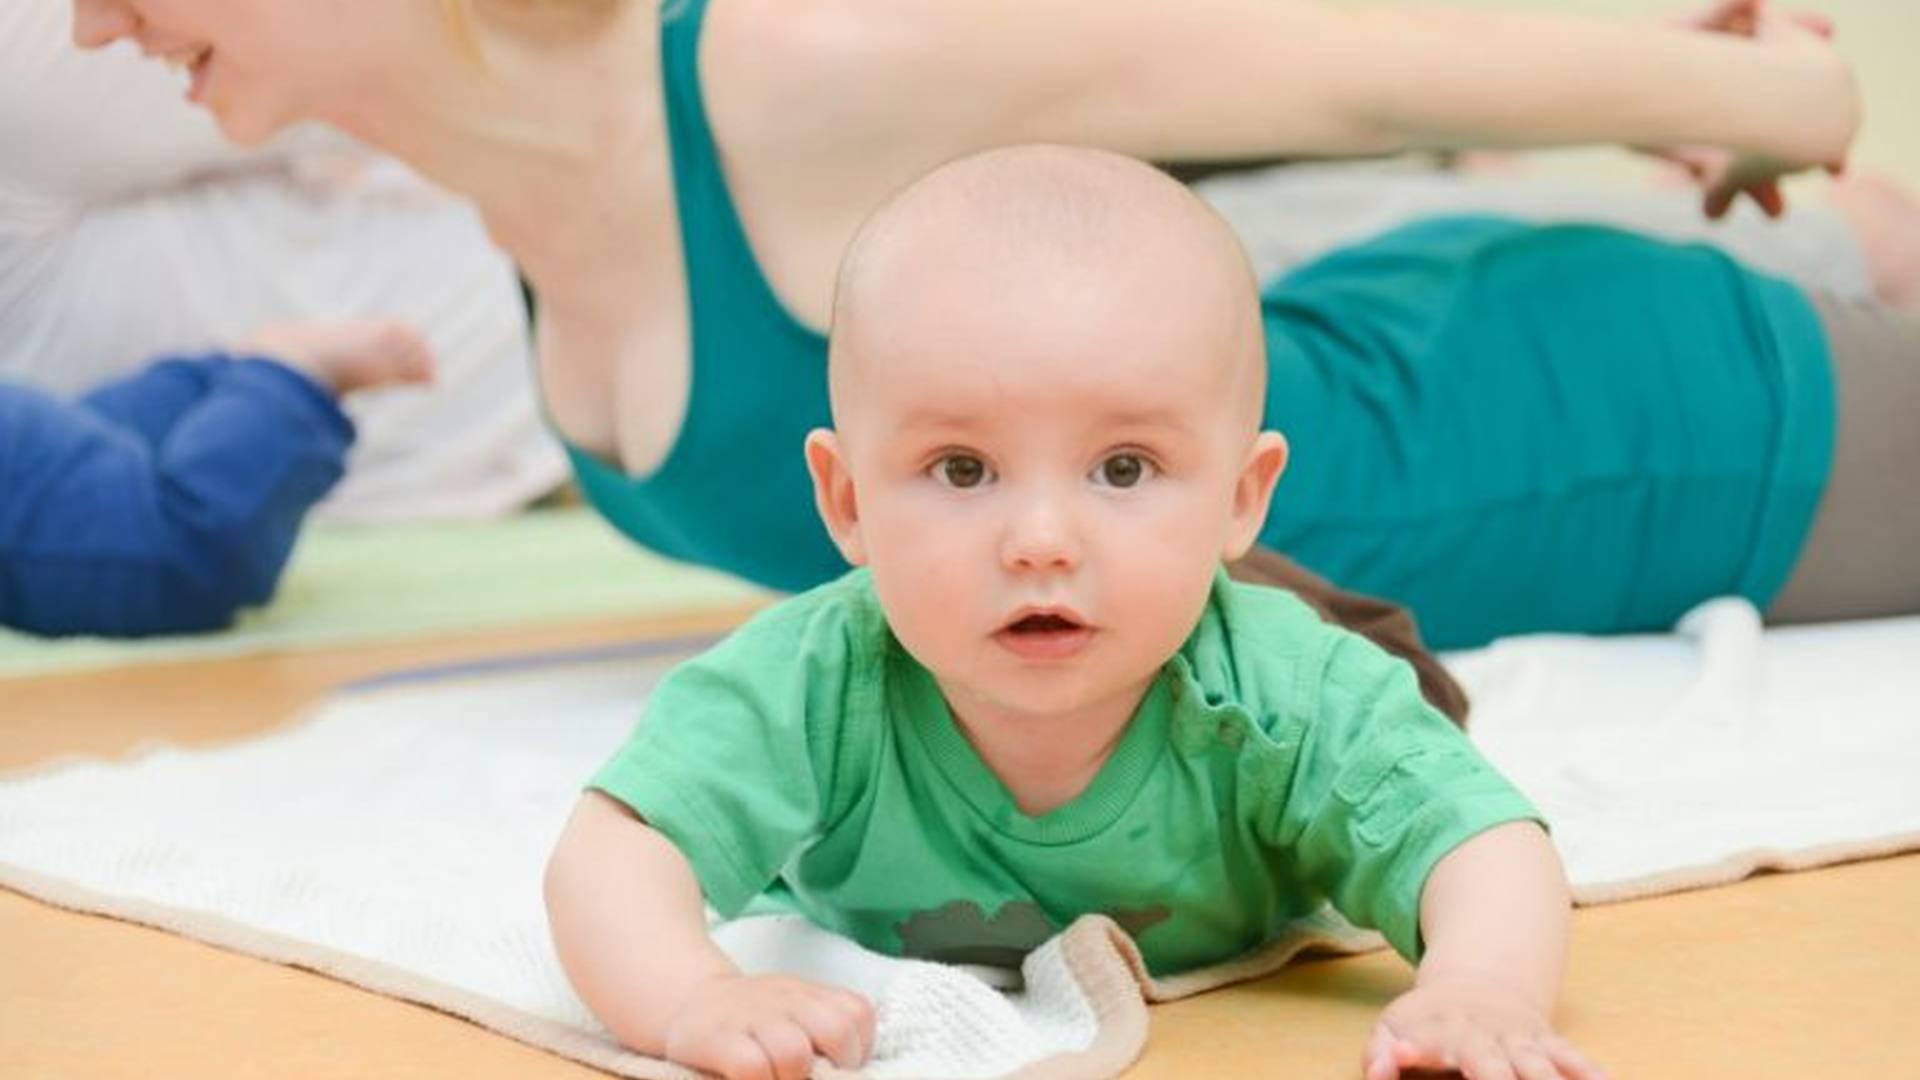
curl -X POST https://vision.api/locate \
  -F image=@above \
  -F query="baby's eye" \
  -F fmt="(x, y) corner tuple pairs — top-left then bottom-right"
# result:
(1091, 453), (1154, 489)
(930, 453), (994, 489)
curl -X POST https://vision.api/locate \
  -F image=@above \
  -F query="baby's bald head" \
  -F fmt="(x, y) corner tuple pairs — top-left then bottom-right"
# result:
(827, 145), (1266, 437)
(805, 147), (1291, 673)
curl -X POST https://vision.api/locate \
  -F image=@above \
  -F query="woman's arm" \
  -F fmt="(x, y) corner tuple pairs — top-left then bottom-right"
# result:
(710, 0), (1857, 321)
(909, 0), (1856, 170)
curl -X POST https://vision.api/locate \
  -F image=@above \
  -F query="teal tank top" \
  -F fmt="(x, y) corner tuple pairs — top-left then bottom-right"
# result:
(553, 0), (1836, 648)
(1256, 217), (1834, 648)
(561, 0), (846, 591)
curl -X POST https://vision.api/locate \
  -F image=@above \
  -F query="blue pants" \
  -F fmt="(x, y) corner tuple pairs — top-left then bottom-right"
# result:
(0, 355), (351, 637)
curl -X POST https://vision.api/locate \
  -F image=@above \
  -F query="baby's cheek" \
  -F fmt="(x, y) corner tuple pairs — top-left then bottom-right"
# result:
(1106, 512), (1218, 588)
(870, 558), (976, 658)
(1102, 546), (1213, 652)
(1134, 488), (1229, 549)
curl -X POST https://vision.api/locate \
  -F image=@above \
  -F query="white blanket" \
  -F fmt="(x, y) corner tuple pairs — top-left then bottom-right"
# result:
(1457, 599), (1920, 903)
(4, 601), (1918, 1078)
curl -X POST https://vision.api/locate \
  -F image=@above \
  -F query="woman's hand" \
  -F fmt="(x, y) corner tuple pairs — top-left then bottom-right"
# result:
(1639, 0), (1854, 218)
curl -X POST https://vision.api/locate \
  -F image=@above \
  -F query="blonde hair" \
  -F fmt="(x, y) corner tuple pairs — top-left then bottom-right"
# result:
(439, 0), (481, 58)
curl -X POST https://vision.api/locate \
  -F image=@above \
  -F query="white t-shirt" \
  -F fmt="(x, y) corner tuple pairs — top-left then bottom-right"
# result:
(0, 0), (566, 523)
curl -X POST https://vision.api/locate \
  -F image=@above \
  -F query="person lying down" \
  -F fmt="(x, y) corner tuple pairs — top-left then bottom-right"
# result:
(546, 146), (1598, 1080)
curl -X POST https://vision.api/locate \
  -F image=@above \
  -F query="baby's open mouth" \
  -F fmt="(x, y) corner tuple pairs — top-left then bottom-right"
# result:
(1007, 613), (1082, 634)
(994, 610), (1095, 660)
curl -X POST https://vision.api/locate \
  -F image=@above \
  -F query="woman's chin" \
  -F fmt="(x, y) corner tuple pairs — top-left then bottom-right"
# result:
(209, 102), (292, 148)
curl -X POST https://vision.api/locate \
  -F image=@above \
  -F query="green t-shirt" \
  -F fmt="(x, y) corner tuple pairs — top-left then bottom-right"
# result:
(592, 569), (1539, 974)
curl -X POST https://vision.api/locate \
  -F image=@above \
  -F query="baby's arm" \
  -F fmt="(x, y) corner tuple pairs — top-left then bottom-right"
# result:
(544, 791), (875, 1080)
(239, 317), (432, 397)
(1364, 822), (1604, 1080)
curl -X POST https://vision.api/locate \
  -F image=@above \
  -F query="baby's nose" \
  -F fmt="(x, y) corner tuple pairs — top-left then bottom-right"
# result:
(1001, 499), (1080, 571)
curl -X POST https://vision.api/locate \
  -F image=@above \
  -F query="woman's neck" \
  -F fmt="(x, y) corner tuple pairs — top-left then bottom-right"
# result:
(318, 4), (666, 305)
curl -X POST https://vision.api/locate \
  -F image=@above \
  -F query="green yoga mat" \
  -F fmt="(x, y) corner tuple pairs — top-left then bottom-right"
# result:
(0, 509), (770, 678)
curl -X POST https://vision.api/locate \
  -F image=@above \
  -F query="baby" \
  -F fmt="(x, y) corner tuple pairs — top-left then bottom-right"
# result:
(546, 145), (1598, 1080)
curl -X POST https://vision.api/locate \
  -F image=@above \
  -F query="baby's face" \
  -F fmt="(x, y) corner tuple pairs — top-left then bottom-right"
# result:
(818, 264), (1278, 724)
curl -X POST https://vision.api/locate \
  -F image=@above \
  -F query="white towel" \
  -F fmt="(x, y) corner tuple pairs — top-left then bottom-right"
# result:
(1456, 599), (1920, 903)
(4, 601), (1918, 1078)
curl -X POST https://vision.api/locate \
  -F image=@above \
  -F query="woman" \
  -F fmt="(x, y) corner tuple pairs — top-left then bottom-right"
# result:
(4, 0), (565, 525)
(69, 0), (1913, 648)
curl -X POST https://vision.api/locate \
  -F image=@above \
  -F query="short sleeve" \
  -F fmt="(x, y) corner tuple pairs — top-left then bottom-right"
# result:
(589, 595), (867, 916)
(1266, 634), (1542, 961)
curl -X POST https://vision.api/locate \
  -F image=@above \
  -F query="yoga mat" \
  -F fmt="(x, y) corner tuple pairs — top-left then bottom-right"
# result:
(0, 508), (768, 678)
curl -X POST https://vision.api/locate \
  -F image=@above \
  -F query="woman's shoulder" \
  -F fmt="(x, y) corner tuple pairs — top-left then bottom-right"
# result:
(696, 0), (954, 326)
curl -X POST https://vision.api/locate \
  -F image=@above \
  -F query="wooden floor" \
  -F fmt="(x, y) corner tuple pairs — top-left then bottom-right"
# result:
(5, 614), (1916, 1079)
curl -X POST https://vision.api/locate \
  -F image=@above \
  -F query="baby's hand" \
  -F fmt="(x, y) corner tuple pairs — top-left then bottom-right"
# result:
(241, 317), (434, 397)
(1362, 972), (1606, 1080)
(663, 972), (875, 1080)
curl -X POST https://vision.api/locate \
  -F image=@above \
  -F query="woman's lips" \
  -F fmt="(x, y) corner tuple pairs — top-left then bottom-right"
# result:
(186, 48), (213, 104)
(152, 44), (214, 103)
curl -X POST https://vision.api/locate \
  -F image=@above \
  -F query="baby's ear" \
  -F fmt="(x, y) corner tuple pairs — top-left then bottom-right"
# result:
(1223, 431), (1288, 561)
(805, 429), (868, 566)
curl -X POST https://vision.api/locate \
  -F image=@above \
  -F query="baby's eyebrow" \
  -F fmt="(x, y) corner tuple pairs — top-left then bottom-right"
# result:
(891, 407), (981, 432)
(1097, 406), (1190, 432)
(887, 404), (1192, 436)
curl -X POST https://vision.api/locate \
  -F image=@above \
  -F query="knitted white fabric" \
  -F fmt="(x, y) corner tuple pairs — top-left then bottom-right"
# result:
(1456, 599), (1920, 902)
(0, 644), (1117, 1079)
